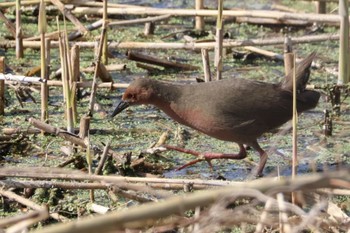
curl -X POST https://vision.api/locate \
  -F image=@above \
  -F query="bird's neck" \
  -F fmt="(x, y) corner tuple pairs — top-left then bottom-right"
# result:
(149, 82), (189, 125)
(150, 82), (182, 106)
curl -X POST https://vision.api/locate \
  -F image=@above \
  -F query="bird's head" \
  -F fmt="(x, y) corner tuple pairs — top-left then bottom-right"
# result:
(111, 78), (154, 117)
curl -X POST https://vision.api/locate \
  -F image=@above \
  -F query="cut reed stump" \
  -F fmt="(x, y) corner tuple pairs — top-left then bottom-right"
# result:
(195, 0), (204, 31)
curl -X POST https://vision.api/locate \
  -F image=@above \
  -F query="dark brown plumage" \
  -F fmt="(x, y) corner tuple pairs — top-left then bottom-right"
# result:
(112, 53), (320, 176)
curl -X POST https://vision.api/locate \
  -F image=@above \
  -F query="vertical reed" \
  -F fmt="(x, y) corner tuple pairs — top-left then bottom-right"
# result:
(15, 0), (24, 58)
(39, 0), (48, 123)
(283, 36), (293, 76)
(88, 18), (107, 116)
(315, 1), (326, 14)
(214, 0), (223, 80)
(0, 57), (4, 115)
(291, 54), (298, 205)
(57, 17), (74, 133)
(71, 45), (80, 123)
(201, 49), (211, 82)
(102, 0), (108, 65)
(338, 0), (349, 84)
(195, 0), (204, 31)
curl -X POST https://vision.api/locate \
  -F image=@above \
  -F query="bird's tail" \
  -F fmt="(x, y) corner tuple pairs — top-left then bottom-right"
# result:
(280, 52), (316, 92)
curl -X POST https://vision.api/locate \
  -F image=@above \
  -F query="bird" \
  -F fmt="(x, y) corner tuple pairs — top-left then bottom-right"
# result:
(111, 52), (320, 177)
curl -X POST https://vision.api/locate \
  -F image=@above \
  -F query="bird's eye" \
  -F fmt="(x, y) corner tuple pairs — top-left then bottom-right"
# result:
(126, 93), (134, 99)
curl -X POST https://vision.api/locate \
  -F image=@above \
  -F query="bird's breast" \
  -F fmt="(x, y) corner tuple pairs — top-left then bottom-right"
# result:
(162, 103), (246, 142)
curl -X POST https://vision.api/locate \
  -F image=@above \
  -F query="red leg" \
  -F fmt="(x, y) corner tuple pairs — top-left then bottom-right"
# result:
(163, 144), (247, 171)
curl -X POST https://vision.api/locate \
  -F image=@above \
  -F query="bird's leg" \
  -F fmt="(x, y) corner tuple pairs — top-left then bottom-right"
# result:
(163, 144), (247, 171)
(250, 141), (268, 177)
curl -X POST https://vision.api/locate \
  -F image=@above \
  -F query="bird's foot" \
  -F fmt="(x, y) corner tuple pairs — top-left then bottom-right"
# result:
(163, 144), (247, 171)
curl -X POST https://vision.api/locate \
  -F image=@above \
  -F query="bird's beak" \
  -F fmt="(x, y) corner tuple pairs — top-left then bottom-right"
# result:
(111, 100), (129, 117)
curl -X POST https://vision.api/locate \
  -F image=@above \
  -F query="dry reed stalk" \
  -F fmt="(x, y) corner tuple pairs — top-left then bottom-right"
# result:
(29, 117), (125, 165)
(102, 0), (108, 64)
(82, 63), (126, 73)
(0, 168), (174, 199)
(214, 0), (223, 80)
(2, 166), (350, 191)
(127, 50), (198, 71)
(0, 209), (45, 228)
(79, 115), (90, 139)
(96, 63), (113, 82)
(87, 17), (107, 116)
(234, 16), (311, 26)
(25, 31), (60, 41)
(0, 75), (45, 82)
(58, 33), (74, 133)
(112, 186), (155, 203)
(45, 38), (51, 79)
(63, 19), (76, 128)
(108, 14), (171, 27)
(2, 127), (41, 135)
(15, 0), (24, 58)
(71, 45), (80, 123)
(3, 209), (49, 233)
(69, 0), (143, 9)
(68, 19), (102, 41)
(201, 49), (211, 82)
(277, 193), (292, 233)
(84, 136), (94, 202)
(291, 54), (298, 205)
(0, 188), (66, 222)
(136, 62), (162, 72)
(4, 80), (129, 89)
(254, 198), (274, 233)
(0, 165), (238, 187)
(72, 7), (343, 24)
(94, 141), (110, 175)
(316, 1), (327, 14)
(0, 11), (16, 38)
(143, 21), (155, 35)
(0, 179), (110, 190)
(244, 46), (285, 61)
(50, 0), (87, 34)
(283, 36), (294, 75)
(0, 33), (340, 50)
(30, 117), (86, 147)
(195, 0), (204, 31)
(39, 0), (48, 123)
(0, 57), (4, 115)
(0, 0), (50, 8)
(27, 170), (350, 233)
(338, 0), (349, 84)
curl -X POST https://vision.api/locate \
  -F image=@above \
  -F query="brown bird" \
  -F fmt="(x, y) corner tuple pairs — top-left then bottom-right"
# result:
(112, 53), (320, 176)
